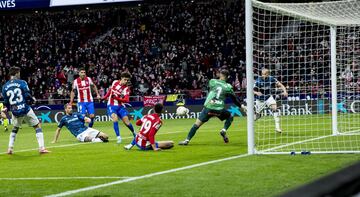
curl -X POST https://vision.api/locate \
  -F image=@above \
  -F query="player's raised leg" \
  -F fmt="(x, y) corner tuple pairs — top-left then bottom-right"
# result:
(254, 100), (266, 121)
(270, 103), (281, 133)
(121, 115), (136, 138)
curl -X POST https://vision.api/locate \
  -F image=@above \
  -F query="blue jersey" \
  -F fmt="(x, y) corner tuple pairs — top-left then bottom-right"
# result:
(58, 113), (88, 137)
(254, 76), (278, 101)
(1, 79), (32, 117)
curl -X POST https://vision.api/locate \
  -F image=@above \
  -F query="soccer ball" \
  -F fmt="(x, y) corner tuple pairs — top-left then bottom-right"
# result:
(176, 106), (189, 116)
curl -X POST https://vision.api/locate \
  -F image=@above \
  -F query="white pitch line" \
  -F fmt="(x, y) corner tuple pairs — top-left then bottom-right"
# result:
(45, 153), (250, 197)
(0, 130), (185, 155)
(0, 177), (133, 180)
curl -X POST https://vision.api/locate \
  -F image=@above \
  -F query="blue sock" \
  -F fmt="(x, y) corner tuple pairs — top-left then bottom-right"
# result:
(113, 122), (120, 137)
(89, 117), (95, 128)
(130, 138), (136, 145)
(127, 123), (136, 137)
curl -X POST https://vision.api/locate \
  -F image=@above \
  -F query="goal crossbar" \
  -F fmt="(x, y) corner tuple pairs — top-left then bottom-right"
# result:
(253, 0), (360, 26)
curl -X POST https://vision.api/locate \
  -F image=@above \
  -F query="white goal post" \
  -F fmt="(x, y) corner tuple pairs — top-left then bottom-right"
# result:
(246, 0), (360, 154)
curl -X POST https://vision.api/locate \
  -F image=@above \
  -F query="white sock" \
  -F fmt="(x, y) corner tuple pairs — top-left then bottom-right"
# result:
(36, 132), (45, 149)
(9, 132), (17, 148)
(273, 112), (280, 130)
(92, 138), (103, 143)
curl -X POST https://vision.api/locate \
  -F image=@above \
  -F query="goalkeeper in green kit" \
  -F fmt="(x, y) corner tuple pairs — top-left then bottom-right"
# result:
(179, 69), (244, 145)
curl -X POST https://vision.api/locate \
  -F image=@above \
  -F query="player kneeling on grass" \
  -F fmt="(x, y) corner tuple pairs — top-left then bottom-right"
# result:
(52, 103), (109, 143)
(124, 103), (174, 151)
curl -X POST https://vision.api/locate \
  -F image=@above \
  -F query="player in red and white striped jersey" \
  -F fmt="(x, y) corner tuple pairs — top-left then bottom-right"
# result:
(70, 68), (101, 128)
(124, 103), (174, 151)
(102, 72), (136, 143)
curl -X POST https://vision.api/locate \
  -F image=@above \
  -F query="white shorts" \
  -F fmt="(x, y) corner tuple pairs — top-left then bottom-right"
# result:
(76, 128), (100, 142)
(12, 108), (40, 127)
(255, 96), (277, 112)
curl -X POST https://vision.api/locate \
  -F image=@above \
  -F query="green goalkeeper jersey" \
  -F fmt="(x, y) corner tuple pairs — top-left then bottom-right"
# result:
(204, 79), (234, 110)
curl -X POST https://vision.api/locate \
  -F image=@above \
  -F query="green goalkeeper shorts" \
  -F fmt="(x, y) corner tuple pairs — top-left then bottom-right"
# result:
(198, 108), (231, 123)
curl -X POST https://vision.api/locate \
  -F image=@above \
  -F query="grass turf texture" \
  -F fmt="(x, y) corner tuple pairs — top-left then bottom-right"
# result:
(0, 117), (358, 196)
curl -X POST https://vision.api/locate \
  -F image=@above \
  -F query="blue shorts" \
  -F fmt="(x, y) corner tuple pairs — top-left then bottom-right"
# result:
(77, 102), (95, 115)
(136, 142), (159, 151)
(107, 105), (129, 119)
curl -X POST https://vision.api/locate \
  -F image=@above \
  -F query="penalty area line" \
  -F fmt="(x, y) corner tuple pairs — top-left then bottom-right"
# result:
(45, 153), (250, 197)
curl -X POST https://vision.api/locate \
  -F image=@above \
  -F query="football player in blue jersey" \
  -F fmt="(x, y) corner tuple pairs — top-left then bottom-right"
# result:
(254, 68), (288, 133)
(2, 67), (50, 154)
(52, 103), (109, 143)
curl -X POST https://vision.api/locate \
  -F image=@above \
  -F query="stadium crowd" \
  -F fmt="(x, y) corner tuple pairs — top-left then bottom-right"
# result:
(0, 0), (246, 101)
(0, 0), (358, 103)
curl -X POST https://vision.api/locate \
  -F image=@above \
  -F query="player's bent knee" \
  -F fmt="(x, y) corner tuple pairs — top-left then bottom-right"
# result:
(89, 114), (95, 118)
(98, 133), (109, 142)
(194, 119), (203, 127)
(33, 123), (41, 129)
(111, 114), (119, 122)
(84, 136), (92, 142)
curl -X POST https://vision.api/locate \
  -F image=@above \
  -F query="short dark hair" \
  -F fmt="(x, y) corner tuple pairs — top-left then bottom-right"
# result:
(64, 103), (72, 109)
(79, 67), (86, 72)
(154, 103), (163, 114)
(121, 72), (131, 79)
(220, 69), (229, 79)
(9, 66), (21, 76)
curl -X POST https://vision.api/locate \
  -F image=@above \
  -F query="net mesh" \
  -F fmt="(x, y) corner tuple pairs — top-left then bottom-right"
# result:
(251, 0), (360, 154)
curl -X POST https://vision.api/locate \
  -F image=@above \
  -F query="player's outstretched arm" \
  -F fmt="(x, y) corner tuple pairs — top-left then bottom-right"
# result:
(91, 84), (101, 100)
(152, 144), (161, 151)
(102, 88), (111, 101)
(70, 86), (75, 104)
(112, 94), (129, 103)
(150, 123), (162, 151)
(52, 128), (62, 143)
(227, 93), (243, 108)
(136, 119), (143, 126)
(276, 81), (288, 97)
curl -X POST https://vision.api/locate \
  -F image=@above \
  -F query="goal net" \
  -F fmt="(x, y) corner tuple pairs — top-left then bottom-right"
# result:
(248, 0), (360, 154)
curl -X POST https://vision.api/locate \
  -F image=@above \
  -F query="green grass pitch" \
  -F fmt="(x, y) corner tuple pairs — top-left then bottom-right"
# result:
(0, 117), (359, 196)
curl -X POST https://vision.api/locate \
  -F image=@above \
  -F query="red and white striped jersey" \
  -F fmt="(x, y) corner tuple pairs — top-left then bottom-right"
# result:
(103, 80), (130, 106)
(135, 113), (162, 146)
(73, 77), (94, 102)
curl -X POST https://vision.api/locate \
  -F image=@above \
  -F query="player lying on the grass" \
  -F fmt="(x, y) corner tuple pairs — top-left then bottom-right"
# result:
(179, 69), (244, 146)
(124, 103), (174, 151)
(2, 66), (50, 154)
(52, 103), (109, 143)
(0, 102), (9, 132)
(253, 68), (287, 133)
(102, 72), (136, 144)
